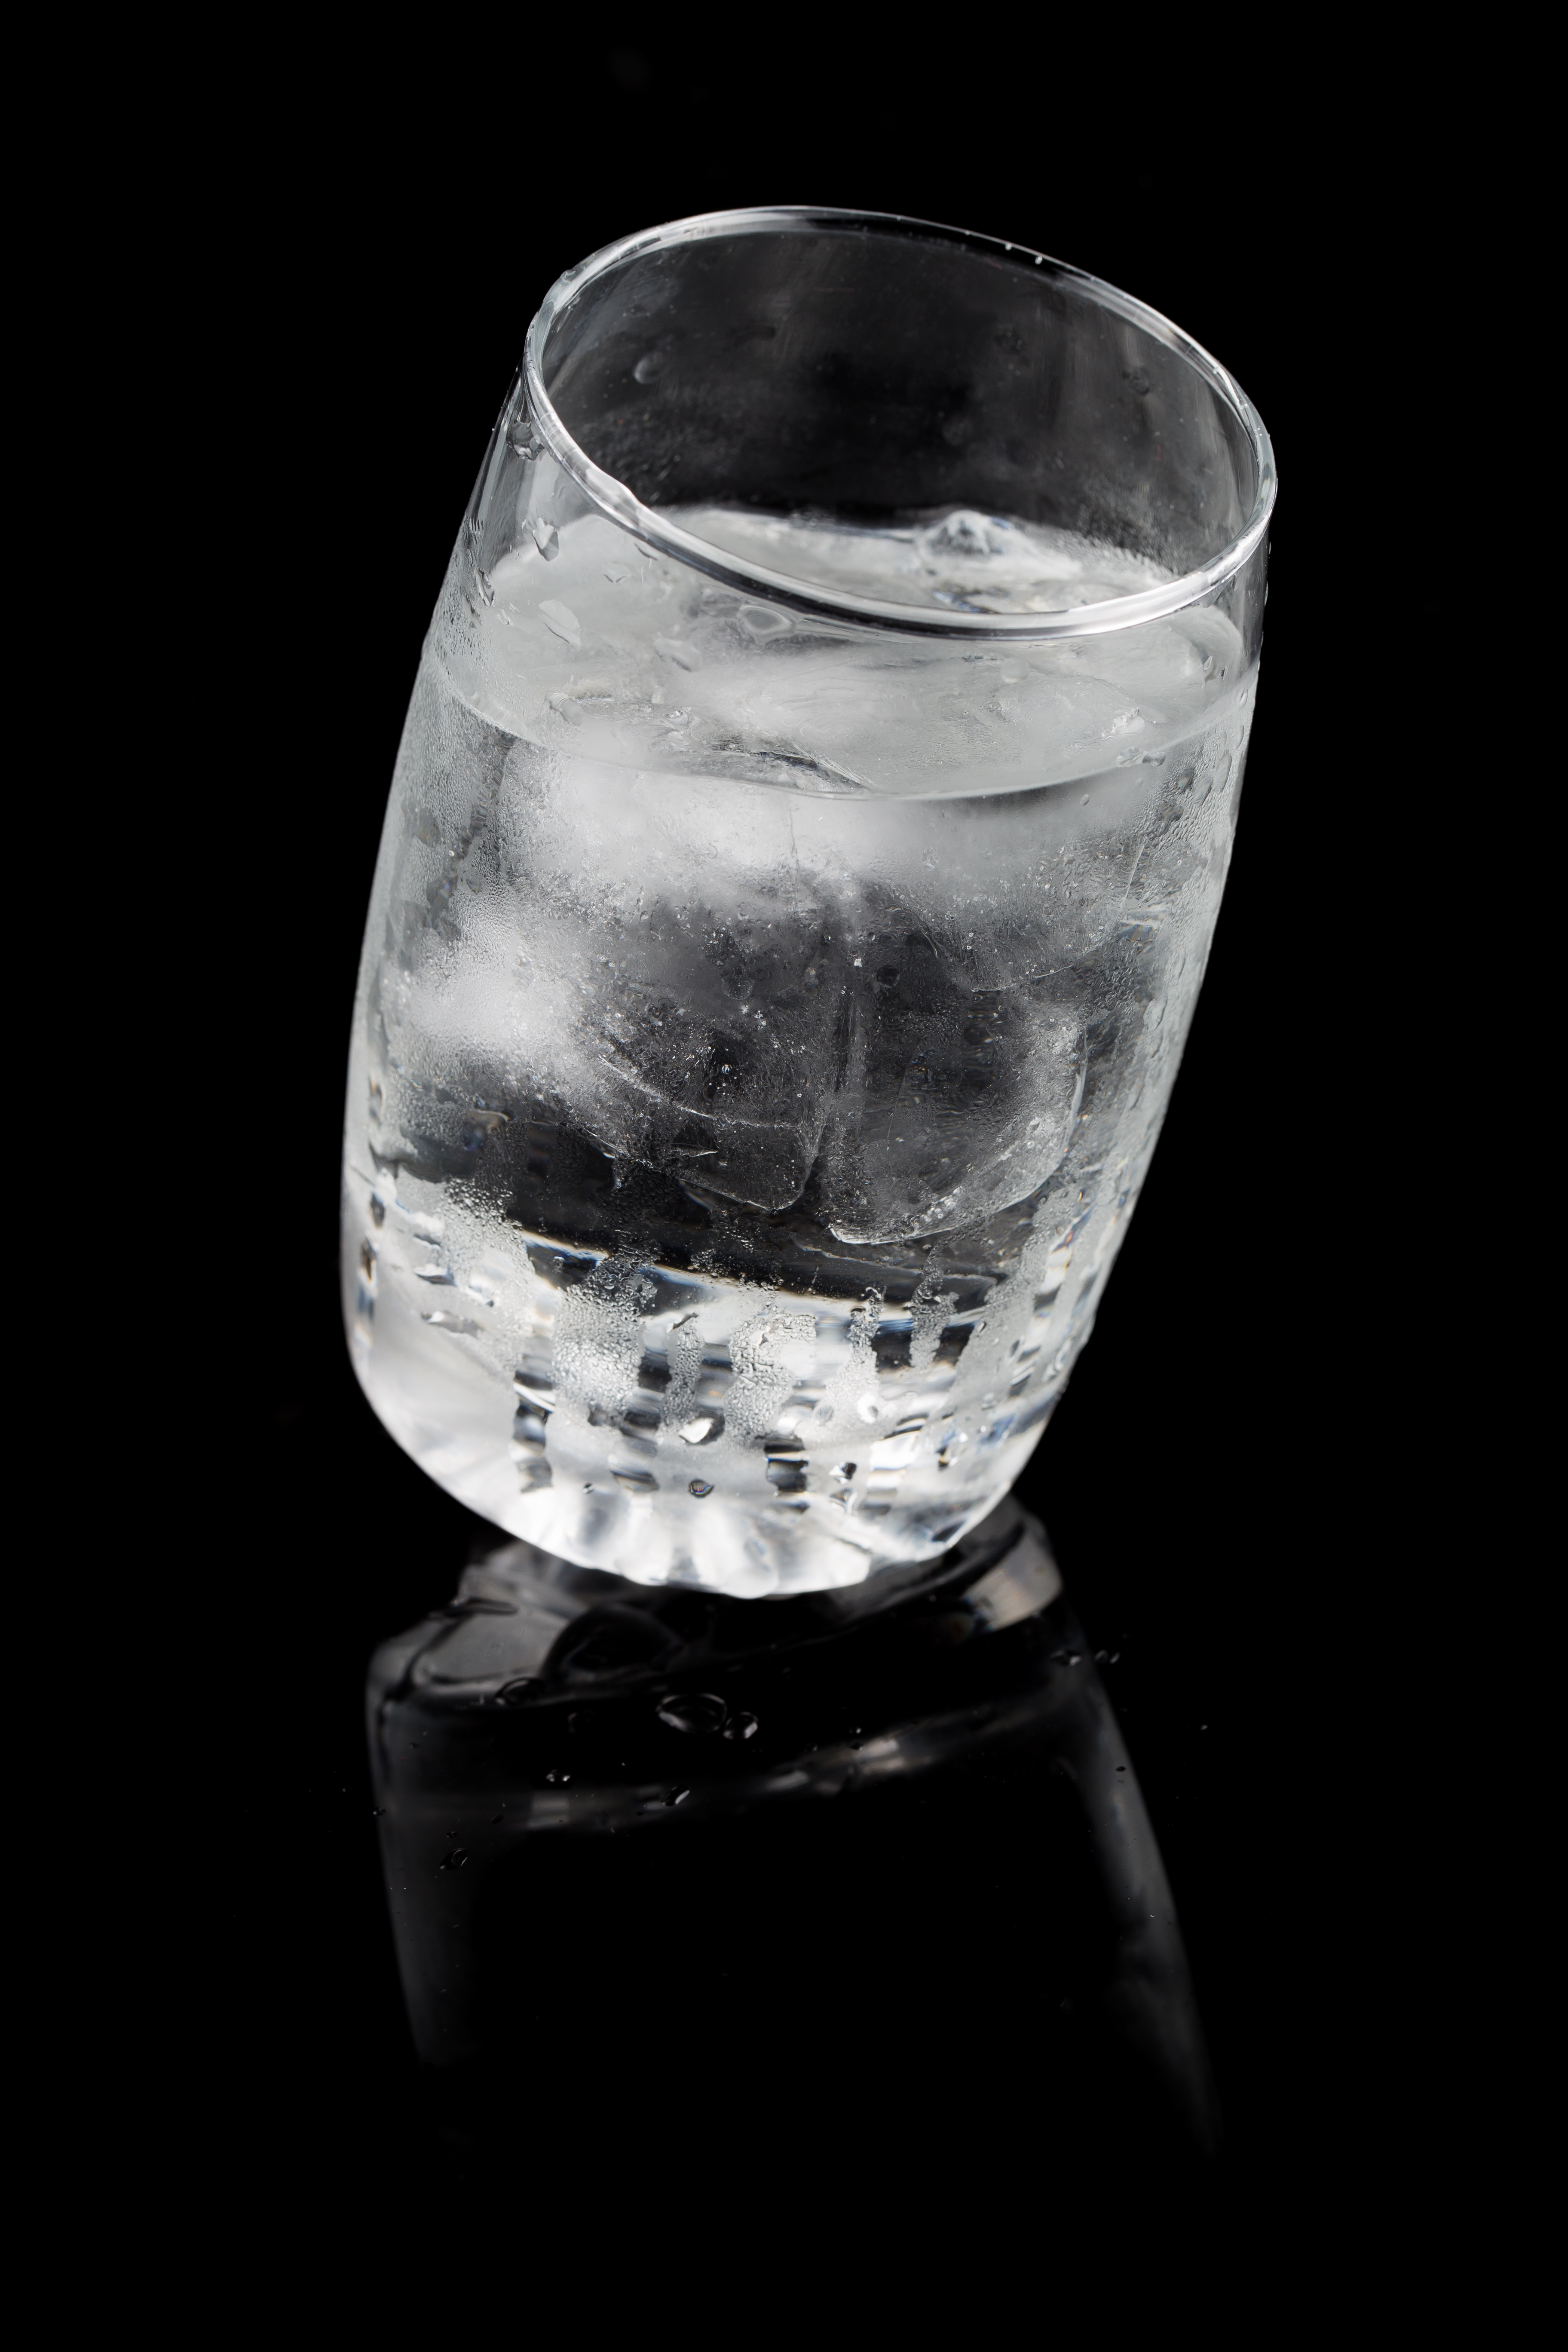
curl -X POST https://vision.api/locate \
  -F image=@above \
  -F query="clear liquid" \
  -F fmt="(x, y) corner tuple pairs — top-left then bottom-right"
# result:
(343, 507), (1253, 1595)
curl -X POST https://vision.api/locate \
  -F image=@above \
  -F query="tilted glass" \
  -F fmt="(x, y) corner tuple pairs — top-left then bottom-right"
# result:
(342, 207), (1275, 1598)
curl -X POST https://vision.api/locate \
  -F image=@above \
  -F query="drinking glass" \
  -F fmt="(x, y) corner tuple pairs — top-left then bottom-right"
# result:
(342, 205), (1274, 1603)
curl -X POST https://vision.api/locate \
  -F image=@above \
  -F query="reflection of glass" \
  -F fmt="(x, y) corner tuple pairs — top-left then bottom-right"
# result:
(370, 1499), (1220, 2174)
(341, 206), (1274, 1601)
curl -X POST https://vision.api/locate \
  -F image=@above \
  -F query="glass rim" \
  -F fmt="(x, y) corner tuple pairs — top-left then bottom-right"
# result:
(523, 205), (1277, 644)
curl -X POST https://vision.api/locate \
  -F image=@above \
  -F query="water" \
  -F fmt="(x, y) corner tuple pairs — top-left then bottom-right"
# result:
(343, 505), (1253, 1596)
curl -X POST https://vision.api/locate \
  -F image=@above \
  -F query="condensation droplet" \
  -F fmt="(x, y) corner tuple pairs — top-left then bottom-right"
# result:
(655, 1692), (727, 1736)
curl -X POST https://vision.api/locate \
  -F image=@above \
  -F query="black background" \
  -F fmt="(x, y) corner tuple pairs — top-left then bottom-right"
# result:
(169, 34), (1435, 2244)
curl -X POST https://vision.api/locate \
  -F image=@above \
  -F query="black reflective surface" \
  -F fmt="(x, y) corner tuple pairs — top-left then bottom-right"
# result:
(369, 1505), (1219, 2194)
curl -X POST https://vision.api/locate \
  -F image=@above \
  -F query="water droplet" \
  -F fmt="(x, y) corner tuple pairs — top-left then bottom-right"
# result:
(437, 1848), (469, 1872)
(633, 352), (666, 383)
(530, 518), (559, 560)
(847, 1727), (864, 1750)
(371, 1806), (386, 1818)
(539, 597), (580, 646)
(664, 1787), (691, 1807)
(603, 563), (633, 584)
(688, 1478), (714, 1498)
(855, 1394), (882, 1425)
(545, 1767), (572, 1786)
(369, 1193), (385, 1227)
(656, 1692), (727, 1736)
(678, 1416), (715, 1444)
(1124, 370), (1151, 396)
(506, 416), (538, 458)
(723, 1711), (759, 1742)
(654, 634), (703, 671)
(497, 1676), (542, 1707)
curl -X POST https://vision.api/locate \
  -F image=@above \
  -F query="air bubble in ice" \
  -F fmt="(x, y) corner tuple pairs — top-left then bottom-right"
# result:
(688, 1479), (714, 1498)
(633, 353), (666, 383)
(654, 634), (703, 671)
(545, 1767), (572, 1785)
(678, 1417), (715, 1444)
(436, 1848), (469, 1872)
(723, 1711), (759, 1742)
(655, 1692), (727, 1736)
(919, 510), (1008, 560)
(530, 519), (559, 560)
(539, 599), (581, 646)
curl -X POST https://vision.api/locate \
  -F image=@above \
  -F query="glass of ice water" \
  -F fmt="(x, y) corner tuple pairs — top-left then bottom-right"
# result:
(343, 207), (1275, 1601)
